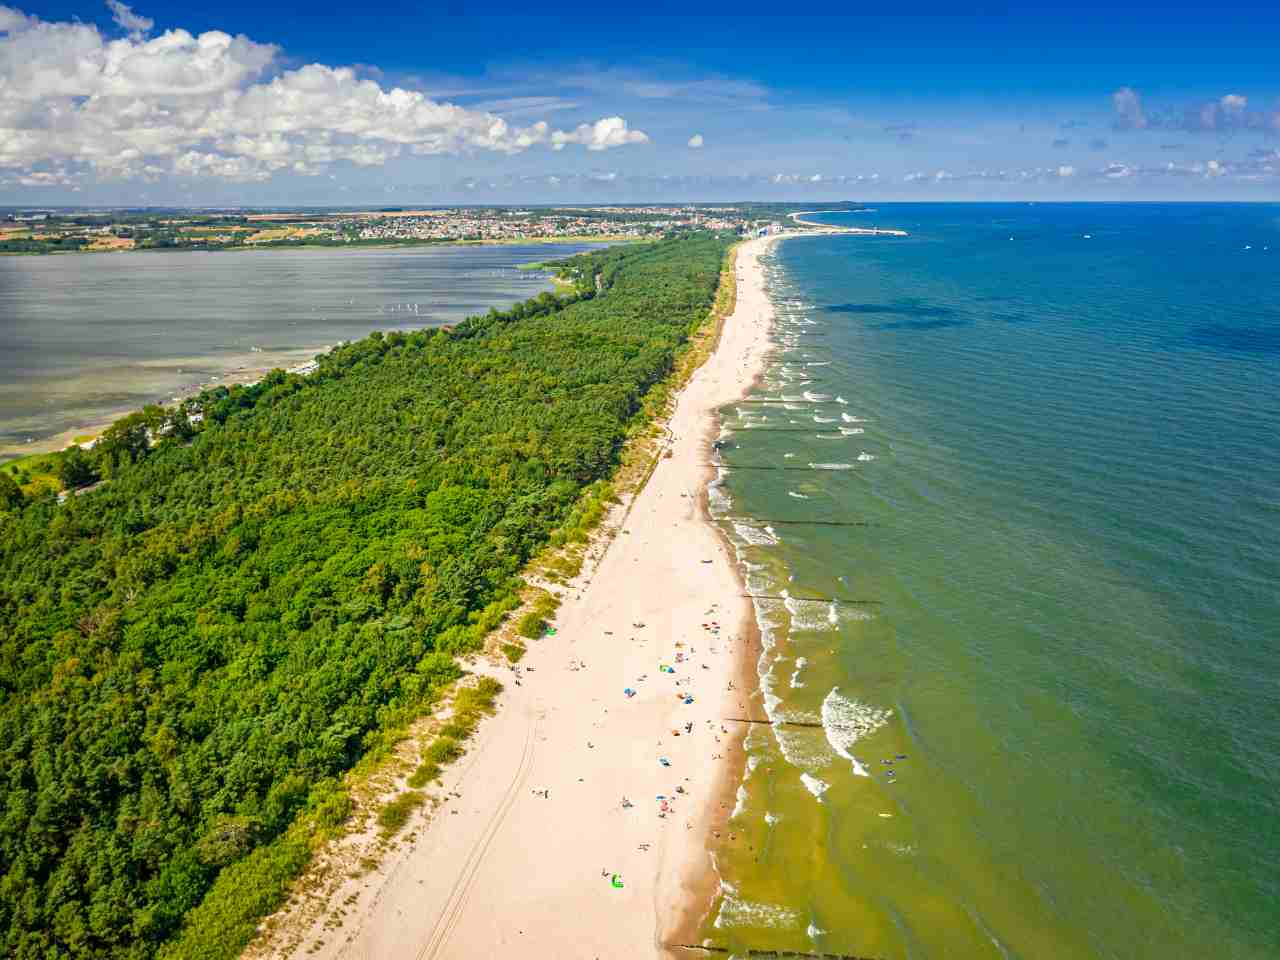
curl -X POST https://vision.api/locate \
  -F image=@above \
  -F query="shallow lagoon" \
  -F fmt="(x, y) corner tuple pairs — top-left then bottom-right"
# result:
(0, 243), (597, 457)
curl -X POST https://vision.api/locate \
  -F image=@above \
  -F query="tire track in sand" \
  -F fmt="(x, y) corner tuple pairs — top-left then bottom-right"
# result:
(415, 707), (540, 960)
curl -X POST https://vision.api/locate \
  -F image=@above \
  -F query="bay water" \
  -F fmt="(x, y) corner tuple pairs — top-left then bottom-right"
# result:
(0, 243), (596, 458)
(706, 204), (1280, 959)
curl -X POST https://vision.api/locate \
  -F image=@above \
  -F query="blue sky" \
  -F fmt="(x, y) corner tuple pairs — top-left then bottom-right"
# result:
(2, 0), (1279, 203)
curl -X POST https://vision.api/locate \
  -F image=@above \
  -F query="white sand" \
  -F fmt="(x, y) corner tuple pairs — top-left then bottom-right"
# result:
(279, 235), (787, 960)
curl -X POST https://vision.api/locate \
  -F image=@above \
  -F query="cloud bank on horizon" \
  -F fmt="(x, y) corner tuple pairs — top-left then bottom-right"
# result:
(0, 2), (648, 188)
(1, 1), (1279, 201)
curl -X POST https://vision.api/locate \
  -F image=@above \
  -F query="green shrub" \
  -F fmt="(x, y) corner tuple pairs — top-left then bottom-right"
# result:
(516, 610), (546, 639)
(423, 736), (463, 765)
(407, 761), (440, 789)
(376, 791), (425, 837)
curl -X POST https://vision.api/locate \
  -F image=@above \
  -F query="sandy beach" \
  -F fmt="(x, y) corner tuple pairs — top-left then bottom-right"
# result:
(257, 234), (784, 960)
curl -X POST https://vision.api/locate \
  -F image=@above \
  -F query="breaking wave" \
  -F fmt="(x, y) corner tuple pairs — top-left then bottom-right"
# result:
(715, 897), (803, 930)
(821, 687), (892, 777)
(800, 772), (830, 802)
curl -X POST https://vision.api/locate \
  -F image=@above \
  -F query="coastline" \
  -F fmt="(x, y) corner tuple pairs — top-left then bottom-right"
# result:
(246, 234), (785, 959)
(0, 243), (591, 465)
(788, 210), (908, 235)
(0, 348), (324, 463)
(0, 234), (639, 259)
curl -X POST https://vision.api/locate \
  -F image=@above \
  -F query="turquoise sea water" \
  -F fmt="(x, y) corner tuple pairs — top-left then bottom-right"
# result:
(705, 204), (1280, 958)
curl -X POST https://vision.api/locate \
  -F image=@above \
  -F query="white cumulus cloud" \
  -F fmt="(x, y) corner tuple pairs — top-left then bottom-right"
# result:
(550, 116), (649, 151)
(0, 5), (648, 184)
(687, 133), (704, 148)
(106, 0), (153, 37)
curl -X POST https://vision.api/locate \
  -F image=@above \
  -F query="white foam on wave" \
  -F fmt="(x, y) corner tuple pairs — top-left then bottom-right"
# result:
(821, 687), (892, 777)
(800, 773), (830, 801)
(813, 415), (837, 423)
(764, 811), (780, 826)
(809, 462), (853, 471)
(789, 656), (808, 688)
(857, 452), (876, 462)
(715, 897), (802, 930)
(808, 921), (828, 940)
(731, 782), (748, 819)
(841, 413), (865, 423)
(784, 594), (839, 633)
(773, 722), (836, 770)
(760, 663), (783, 720)
(788, 490), (810, 499)
(733, 521), (779, 547)
(839, 426), (864, 436)
(804, 391), (831, 401)
(707, 468), (732, 516)
(835, 396), (848, 405)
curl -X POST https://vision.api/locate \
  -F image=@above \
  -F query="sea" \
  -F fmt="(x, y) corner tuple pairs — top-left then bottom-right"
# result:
(0, 243), (598, 459)
(705, 204), (1280, 959)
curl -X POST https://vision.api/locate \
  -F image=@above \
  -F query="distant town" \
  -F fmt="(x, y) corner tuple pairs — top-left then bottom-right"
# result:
(0, 202), (878, 254)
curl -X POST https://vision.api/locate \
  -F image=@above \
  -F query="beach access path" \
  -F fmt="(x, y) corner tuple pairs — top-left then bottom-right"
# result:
(274, 235), (780, 960)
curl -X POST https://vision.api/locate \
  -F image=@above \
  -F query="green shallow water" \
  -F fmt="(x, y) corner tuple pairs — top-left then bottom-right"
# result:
(701, 204), (1280, 959)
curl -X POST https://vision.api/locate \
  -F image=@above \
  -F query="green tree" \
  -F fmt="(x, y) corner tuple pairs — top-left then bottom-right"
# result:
(0, 233), (732, 960)
(94, 410), (150, 475)
(58, 445), (98, 489)
(0, 470), (22, 510)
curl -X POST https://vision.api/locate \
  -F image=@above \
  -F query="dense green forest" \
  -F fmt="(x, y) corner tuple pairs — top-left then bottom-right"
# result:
(0, 233), (732, 958)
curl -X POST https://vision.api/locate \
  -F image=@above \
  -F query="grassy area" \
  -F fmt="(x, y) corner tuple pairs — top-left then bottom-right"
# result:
(516, 590), (562, 640)
(375, 792), (426, 838)
(0, 450), (64, 498)
(390, 677), (504, 818)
